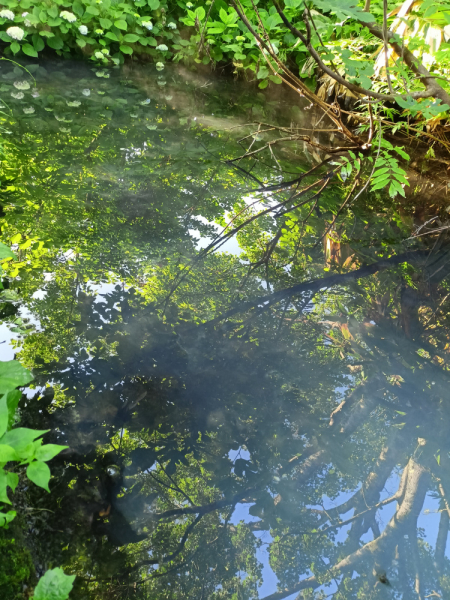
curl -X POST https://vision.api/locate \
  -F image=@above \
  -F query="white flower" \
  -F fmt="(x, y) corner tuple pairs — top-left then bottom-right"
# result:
(146, 124), (157, 129)
(186, 2), (193, 7)
(14, 81), (30, 90)
(157, 80), (166, 86)
(78, 25), (88, 35)
(60, 11), (76, 22)
(11, 92), (24, 99)
(0, 10), (15, 20)
(59, 127), (71, 133)
(141, 20), (153, 30)
(31, 90), (39, 98)
(94, 51), (104, 59)
(167, 22), (176, 29)
(23, 107), (34, 114)
(24, 19), (31, 27)
(82, 89), (91, 96)
(67, 100), (81, 107)
(6, 27), (24, 40)
(156, 62), (164, 70)
(156, 44), (168, 51)
(21, 12), (28, 17)
(140, 98), (151, 105)
(165, 95), (173, 100)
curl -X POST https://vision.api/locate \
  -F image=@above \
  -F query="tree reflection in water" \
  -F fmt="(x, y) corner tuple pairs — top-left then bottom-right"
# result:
(1, 60), (450, 600)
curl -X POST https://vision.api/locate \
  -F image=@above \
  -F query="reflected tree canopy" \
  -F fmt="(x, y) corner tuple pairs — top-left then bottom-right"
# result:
(1, 60), (450, 600)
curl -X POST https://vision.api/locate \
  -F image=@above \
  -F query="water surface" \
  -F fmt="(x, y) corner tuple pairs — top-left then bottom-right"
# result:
(1, 59), (450, 600)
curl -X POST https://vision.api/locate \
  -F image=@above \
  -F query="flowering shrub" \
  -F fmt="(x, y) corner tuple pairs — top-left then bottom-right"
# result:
(0, 0), (187, 67)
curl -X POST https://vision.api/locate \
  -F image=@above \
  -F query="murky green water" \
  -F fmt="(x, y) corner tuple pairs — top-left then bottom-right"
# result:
(1, 59), (450, 600)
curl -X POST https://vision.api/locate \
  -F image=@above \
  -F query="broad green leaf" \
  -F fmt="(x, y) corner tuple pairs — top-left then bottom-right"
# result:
(86, 5), (100, 15)
(0, 361), (32, 397)
(105, 32), (119, 41)
(33, 568), (76, 600)
(114, 19), (128, 30)
(120, 44), (133, 54)
(100, 17), (113, 29)
(47, 36), (64, 50)
(0, 470), (11, 503)
(148, 0), (160, 9)
(27, 460), (51, 492)
(10, 42), (20, 55)
(35, 444), (68, 462)
(0, 243), (15, 261)
(0, 444), (18, 462)
(22, 43), (38, 58)
(123, 33), (139, 43)
(0, 510), (16, 528)
(0, 396), (8, 439)
(0, 428), (48, 452)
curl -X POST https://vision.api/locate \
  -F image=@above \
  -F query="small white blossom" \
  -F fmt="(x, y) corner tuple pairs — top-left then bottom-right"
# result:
(167, 22), (176, 29)
(6, 27), (24, 40)
(156, 62), (164, 70)
(67, 100), (81, 107)
(141, 20), (153, 30)
(186, 2), (193, 7)
(14, 81), (30, 90)
(21, 12), (28, 17)
(156, 44), (168, 51)
(23, 106), (35, 114)
(82, 89), (91, 96)
(11, 92), (24, 99)
(79, 25), (88, 35)
(60, 11), (76, 22)
(0, 10), (15, 20)
(24, 19), (31, 27)
(140, 98), (151, 105)
(31, 90), (39, 98)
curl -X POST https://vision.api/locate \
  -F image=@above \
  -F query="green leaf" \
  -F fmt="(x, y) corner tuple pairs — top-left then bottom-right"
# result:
(100, 17), (113, 29)
(123, 33), (139, 43)
(35, 444), (68, 462)
(258, 79), (269, 89)
(114, 19), (128, 30)
(120, 44), (133, 54)
(72, 0), (84, 16)
(33, 568), (76, 600)
(0, 243), (15, 261)
(47, 36), (64, 50)
(32, 33), (45, 52)
(86, 5), (100, 15)
(7, 472), (18, 493)
(22, 43), (38, 58)
(0, 444), (18, 462)
(27, 460), (51, 492)
(0, 470), (11, 503)
(10, 42), (20, 55)
(105, 32), (119, 41)
(0, 510), (16, 528)
(148, 0), (160, 9)
(0, 361), (32, 397)
(0, 428), (49, 452)
(76, 38), (87, 48)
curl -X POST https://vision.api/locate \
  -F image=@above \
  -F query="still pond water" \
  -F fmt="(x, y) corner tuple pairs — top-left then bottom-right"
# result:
(1, 59), (450, 600)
